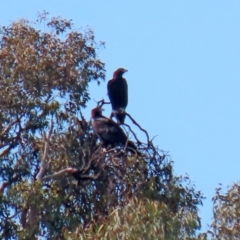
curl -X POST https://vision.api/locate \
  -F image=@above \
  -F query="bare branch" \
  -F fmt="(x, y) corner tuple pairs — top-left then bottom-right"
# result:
(125, 112), (150, 144)
(96, 99), (110, 108)
(0, 142), (10, 150)
(0, 146), (12, 158)
(28, 204), (38, 229)
(1, 118), (20, 137)
(37, 119), (54, 180)
(20, 206), (28, 228)
(0, 182), (9, 193)
(123, 123), (142, 145)
(41, 167), (79, 181)
(42, 167), (101, 181)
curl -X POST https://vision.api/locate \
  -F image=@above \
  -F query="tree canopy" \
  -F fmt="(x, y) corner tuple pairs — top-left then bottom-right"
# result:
(0, 13), (213, 240)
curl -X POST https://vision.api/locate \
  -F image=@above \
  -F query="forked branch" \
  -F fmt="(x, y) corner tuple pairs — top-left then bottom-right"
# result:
(96, 99), (110, 108)
(124, 112), (150, 144)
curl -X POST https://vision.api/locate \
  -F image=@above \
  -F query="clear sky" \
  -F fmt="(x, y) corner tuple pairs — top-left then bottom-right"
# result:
(2, 0), (240, 231)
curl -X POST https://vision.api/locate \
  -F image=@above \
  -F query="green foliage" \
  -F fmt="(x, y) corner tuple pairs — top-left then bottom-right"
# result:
(64, 196), (201, 240)
(0, 13), (204, 239)
(208, 183), (240, 239)
(0, 13), (105, 239)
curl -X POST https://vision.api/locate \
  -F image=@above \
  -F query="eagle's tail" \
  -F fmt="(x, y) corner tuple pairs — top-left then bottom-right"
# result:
(110, 111), (126, 124)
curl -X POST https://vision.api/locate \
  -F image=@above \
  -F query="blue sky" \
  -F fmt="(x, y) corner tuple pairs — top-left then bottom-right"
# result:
(2, 0), (240, 231)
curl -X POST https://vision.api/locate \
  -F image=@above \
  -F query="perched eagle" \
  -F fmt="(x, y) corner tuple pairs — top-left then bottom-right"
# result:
(91, 107), (136, 153)
(107, 68), (128, 124)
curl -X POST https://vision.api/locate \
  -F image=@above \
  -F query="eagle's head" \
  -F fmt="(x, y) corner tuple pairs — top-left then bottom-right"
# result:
(113, 68), (128, 78)
(91, 107), (104, 118)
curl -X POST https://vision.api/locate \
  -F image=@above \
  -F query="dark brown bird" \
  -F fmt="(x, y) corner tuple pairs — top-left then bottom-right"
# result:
(107, 68), (128, 124)
(91, 107), (136, 153)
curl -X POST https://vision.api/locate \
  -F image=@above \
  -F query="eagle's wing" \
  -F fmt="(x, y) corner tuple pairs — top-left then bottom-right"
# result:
(93, 117), (126, 144)
(107, 78), (128, 111)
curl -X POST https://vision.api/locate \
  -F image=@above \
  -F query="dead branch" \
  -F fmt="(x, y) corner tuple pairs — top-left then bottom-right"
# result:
(37, 119), (54, 180)
(42, 166), (101, 182)
(41, 167), (79, 181)
(28, 204), (38, 230)
(96, 99), (110, 108)
(125, 112), (150, 144)
(123, 123), (142, 145)
(1, 118), (20, 137)
(0, 146), (12, 158)
(78, 148), (94, 173)
(90, 145), (105, 162)
(0, 182), (9, 193)
(20, 205), (28, 228)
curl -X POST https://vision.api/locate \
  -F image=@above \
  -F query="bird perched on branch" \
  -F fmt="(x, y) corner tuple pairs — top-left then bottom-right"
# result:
(91, 107), (137, 153)
(107, 68), (128, 124)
